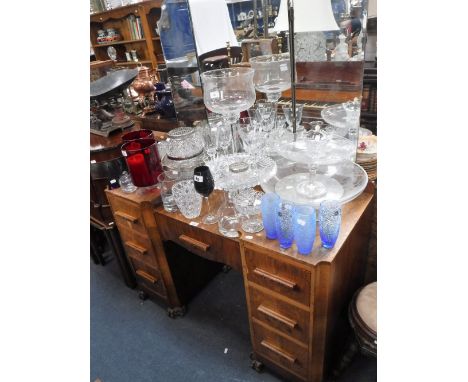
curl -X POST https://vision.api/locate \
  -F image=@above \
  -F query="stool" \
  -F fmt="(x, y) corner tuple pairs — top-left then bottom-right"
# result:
(333, 282), (377, 377)
(350, 281), (377, 357)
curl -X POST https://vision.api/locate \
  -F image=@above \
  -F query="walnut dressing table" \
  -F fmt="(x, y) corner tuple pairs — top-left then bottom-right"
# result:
(106, 182), (375, 381)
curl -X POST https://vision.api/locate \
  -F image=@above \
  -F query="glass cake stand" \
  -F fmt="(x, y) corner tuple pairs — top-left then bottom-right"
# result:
(260, 158), (368, 208)
(321, 104), (372, 137)
(275, 131), (356, 199)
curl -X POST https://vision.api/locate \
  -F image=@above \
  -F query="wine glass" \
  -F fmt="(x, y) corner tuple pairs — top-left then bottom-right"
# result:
(238, 117), (265, 170)
(201, 121), (219, 162)
(256, 100), (276, 133)
(249, 53), (291, 103)
(200, 68), (256, 154)
(218, 123), (232, 156)
(193, 165), (218, 224)
(250, 53), (291, 133)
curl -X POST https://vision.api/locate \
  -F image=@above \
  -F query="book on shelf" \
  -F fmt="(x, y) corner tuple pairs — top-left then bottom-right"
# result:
(134, 15), (141, 39)
(127, 16), (135, 40)
(136, 17), (144, 39)
(126, 15), (145, 40)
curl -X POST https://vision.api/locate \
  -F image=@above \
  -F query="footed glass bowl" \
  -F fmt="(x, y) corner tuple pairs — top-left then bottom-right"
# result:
(260, 158), (368, 208)
(277, 132), (356, 166)
(205, 153), (277, 192)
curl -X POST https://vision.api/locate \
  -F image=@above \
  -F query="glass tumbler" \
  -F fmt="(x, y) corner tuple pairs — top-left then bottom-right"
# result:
(157, 172), (178, 213)
(119, 171), (137, 193)
(293, 205), (316, 255)
(275, 199), (295, 249)
(319, 200), (342, 249)
(172, 180), (202, 219)
(261, 193), (280, 239)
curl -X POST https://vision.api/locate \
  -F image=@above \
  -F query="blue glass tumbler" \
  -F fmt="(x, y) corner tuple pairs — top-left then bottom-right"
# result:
(261, 193), (280, 239)
(293, 205), (316, 255)
(275, 199), (295, 249)
(319, 200), (342, 249)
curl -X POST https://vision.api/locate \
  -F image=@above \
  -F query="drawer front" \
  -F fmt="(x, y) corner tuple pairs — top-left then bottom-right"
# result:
(108, 194), (146, 235)
(252, 321), (309, 379)
(249, 287), (310, 344)
(118, 225), (159, 269)
(156, 216), (242, 271)
(129, 257), (166, 298)
(244, 248), (311, 306)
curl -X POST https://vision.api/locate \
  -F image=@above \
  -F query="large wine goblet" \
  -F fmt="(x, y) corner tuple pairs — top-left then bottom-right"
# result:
(193, 165), (218, 224)
(201, 68), (256, 154)
(249, 53), (291, 103)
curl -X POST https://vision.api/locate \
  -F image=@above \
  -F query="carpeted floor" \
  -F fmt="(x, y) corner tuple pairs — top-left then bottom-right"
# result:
(91, 254), (376, 382)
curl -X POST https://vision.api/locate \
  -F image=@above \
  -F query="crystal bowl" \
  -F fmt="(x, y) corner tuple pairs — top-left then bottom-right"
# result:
(206, 153), (277, 192)
(166, 126), (204, 160)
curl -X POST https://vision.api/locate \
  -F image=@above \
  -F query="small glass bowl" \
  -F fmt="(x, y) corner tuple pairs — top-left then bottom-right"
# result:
(166, 127), (204, 160)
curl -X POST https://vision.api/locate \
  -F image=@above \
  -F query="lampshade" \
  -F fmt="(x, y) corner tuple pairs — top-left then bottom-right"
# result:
(274, 0), (340, 33)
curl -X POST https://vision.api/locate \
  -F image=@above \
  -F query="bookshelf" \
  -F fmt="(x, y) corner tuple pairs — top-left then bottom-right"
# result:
(90, 0), (165, 69)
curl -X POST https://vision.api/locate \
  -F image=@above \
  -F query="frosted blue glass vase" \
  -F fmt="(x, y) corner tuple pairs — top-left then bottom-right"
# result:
(319, 200), (342, 249)
(293, 205), (316, 255)
(275, 199), (295, 249)
(261, 193), (280, 239)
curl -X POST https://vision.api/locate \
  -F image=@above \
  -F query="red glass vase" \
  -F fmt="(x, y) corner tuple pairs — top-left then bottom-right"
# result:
(121, 138), (162, 187)
(121, 129), (154, 142)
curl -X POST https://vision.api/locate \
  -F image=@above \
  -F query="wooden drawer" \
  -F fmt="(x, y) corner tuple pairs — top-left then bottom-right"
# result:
(249, 286), (310, 344)
(118, 225), (159, 269)
(156, 215), (242, 271)
(244, 247), (311, 306)
(252, 321), (309, 379)
(108, 194), (146, 235)
(129, 257), (166, 298)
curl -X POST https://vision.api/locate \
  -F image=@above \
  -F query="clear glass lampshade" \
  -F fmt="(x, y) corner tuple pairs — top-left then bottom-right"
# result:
(249, 53), (292, 102)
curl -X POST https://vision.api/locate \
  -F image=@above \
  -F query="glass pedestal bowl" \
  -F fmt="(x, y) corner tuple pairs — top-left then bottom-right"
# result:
(249, 53), (291, 102)
(200, 68), (256, 151)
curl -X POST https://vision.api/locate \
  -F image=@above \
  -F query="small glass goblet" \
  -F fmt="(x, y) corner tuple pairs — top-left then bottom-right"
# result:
(282, 104), (304, 132)
(233, 188), (264, 233)
(201, 120), (219, 162)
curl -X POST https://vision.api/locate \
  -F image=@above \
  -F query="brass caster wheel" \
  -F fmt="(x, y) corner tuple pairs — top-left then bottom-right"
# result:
(222, 265), (232, 273)
(251, 360), (264, 373)
(167, 306), (186, 319)
(138, 290), (148, 300)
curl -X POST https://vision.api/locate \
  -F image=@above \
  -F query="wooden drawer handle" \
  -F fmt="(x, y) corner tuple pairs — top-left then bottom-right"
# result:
(115, 211), (138, 223)
(125, 241), (147, 255)
(260, 340), (296, 364)
(253, 268), (296, 289)
(136, 269), (158, 284)
(257, 305), (297, 329)
(178, 234), (210, 252)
